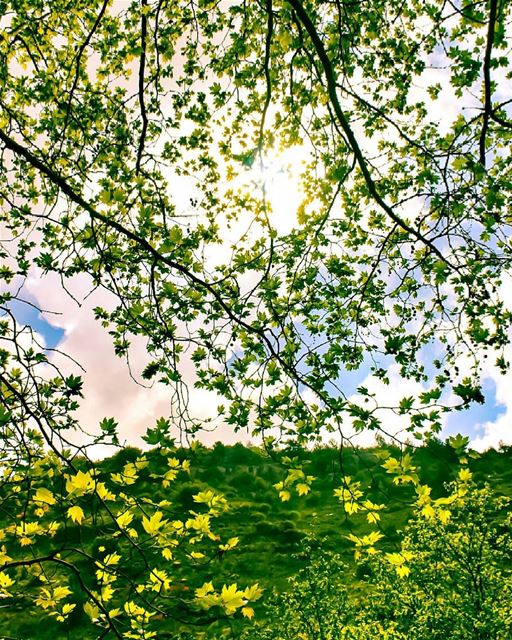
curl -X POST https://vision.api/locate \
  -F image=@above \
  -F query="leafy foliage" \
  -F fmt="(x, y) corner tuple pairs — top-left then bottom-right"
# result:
(250, 481), (512, 640)
(1, 0), (512, 636)
(0, 446), (265, 637)
(2, 0), (512, 448)
(0, 442), (510, 637)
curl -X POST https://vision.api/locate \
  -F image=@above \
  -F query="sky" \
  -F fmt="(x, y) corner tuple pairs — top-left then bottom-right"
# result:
(18, 133), (512, 452)
(4, 140), (512, 455)
(7, 230), (511, 455)
(3, 2), (512, 454)
(6, 296), (64, 349)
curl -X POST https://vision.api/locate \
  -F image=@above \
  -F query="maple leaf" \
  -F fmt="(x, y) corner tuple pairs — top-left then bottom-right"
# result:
(67, 505), (85, 524)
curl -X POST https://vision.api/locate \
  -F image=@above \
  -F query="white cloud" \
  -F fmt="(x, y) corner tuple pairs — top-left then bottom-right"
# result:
(24, 270), (242, 451)
(471, 412), (509, 452)
(460, 274), (512, 450)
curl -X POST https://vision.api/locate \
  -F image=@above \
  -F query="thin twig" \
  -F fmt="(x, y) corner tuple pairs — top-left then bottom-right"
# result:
(286, 0), (461, 274)
(136, 0), (149, 174)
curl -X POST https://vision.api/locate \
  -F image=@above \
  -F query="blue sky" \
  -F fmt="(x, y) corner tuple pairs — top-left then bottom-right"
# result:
(443, 377), (506, 440)
(7, 296), (64, 349)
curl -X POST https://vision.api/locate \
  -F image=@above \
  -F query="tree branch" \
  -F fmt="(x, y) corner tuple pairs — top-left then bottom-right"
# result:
(59, 0), (110, 151)
(2, 553), (123, 638)
(136, 0), (149, 174)
(0, 129), (346, 423)
(286, 0), (459, 273)
(479, 0), (499, 167)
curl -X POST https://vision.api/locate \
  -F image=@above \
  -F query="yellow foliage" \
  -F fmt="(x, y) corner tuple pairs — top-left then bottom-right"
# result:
(296, 483), (310, 496)
(220, 583), (247, 614)
(193, 490), (228, 514)
(0, 571), (14, 594)
(53, 586), (73, 601)
(14, 521), (42, 546)
(83, 601), (100, 620)
(142, 511), (167, 536)
(386, 550), (414, 577)
(34, 487), (56, 505)
(115, 510), (134, 529)
(195, 581), (215, 599)
(219, 536), (239, 551)
(100, 584), (115, 602)
(51, 602), (76, 622)
(346, 531), (385, 560)
(244, 583), (263, 601)
(67, 505), (85, 524)
(36, 585), (72, 610)
(148, 568), (171, 592)
(421, 503), (435, 519)
(65, 470), (95, 496)
(438, 508), (451, 524)
(102, 552), (121, 566)
(458, 468), (472, 482)
(95, 482), (115, 501)
(363, 500), (385, 524)
(0, 546), (11, 565)
(382, 454), (418, 486)
(334, 477), (364, 515)
(111, 462), (139, 485)
(124, 600), (154, 622)
(185, 513), (211, 535)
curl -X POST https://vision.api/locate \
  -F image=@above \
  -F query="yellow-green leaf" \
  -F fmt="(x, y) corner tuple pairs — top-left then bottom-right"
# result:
(67, 505), (85, 524)
(34, 487), (56, 505)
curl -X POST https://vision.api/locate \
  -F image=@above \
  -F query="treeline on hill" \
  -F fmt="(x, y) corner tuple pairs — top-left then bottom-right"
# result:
(2, 440), (512, 639)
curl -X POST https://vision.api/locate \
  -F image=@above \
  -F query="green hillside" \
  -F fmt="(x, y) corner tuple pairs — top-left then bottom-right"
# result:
(1, 440), (511, 639)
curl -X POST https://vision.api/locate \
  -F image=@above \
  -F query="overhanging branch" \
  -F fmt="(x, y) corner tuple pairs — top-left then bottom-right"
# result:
(286, 0), (460, 273)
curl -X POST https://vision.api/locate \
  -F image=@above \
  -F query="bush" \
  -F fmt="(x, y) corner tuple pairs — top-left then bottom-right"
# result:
(242, 542), (349, 640)
(250, 482), (512, 640)
(356, 483), (512, 640)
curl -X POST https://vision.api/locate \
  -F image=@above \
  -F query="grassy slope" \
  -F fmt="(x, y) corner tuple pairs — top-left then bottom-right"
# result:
(2, 441), (512, 638)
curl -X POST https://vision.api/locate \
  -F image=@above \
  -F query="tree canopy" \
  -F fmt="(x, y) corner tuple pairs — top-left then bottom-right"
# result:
(0, 0), (512, 636)
(249, 480), (512, 640)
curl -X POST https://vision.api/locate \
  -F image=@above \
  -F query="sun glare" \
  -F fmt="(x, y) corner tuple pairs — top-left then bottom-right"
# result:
(249, 147), (307, 235)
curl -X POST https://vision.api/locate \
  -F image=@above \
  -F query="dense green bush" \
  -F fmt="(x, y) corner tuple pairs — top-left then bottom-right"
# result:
(357, 485), (512, 640)
(250, 482), (512, 640)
